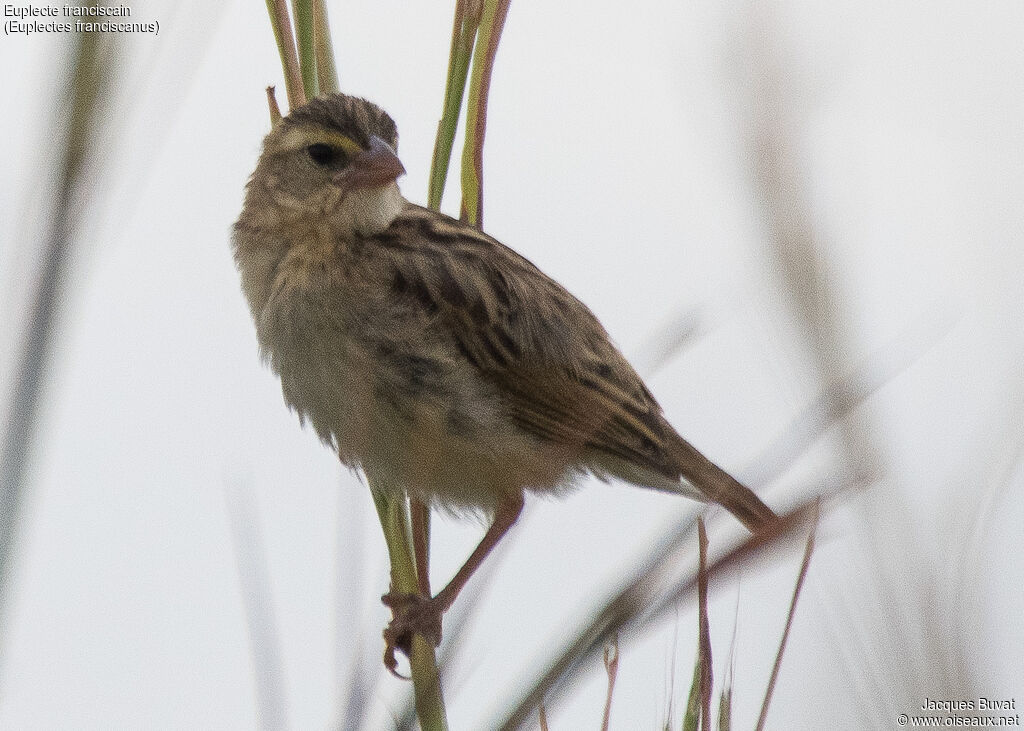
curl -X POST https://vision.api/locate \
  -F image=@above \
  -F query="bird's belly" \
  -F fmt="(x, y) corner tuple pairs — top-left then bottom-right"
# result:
(270, 336), (373, 458)
(276, 348), (584, 512)
(263, 333), (538, 512)
(259, 287), (581, 512)
(361, 398), (590, 512)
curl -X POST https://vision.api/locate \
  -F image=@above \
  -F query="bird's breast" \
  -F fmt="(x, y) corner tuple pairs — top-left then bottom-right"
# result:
(253, 253), (580, 511)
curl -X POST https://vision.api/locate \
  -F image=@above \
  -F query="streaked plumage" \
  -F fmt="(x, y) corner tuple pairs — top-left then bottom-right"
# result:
(233, 93), (776, 658)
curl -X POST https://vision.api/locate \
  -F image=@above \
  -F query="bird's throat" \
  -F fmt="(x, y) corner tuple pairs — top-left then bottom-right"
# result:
(336, 182), (406, 238)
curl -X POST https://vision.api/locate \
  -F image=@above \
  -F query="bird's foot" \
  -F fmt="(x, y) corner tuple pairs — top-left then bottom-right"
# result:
(381, 591), (444, 677)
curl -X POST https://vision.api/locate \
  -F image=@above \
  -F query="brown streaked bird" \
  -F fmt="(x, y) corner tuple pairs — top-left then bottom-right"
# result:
(233, 93), (777, 668)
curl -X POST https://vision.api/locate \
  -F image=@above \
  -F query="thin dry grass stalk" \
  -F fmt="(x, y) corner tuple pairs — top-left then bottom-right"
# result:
(491, 297), (938, 728)
(493, 499), (821, 730)
(600, 636), (619, 731)
(266, 86), (283, 126)
(697, 520), (713, 730)
(755, 500), (820, 730)
(741, 10), (964, 721)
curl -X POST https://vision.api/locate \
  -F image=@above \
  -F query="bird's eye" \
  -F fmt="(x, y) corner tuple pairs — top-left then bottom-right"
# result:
(307, 143), (338, 166)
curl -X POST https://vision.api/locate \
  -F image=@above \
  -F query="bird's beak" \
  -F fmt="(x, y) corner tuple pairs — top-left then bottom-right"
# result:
(333, 135), (405, 194)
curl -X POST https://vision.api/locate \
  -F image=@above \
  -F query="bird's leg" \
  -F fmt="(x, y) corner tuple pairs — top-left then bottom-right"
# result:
(410, 495), (431, 597)
(431, 491), (523, 613)
(382, 492), (524, 671)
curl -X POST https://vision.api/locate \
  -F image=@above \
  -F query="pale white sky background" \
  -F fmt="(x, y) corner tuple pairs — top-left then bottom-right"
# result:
(1, 1), (1022, 729)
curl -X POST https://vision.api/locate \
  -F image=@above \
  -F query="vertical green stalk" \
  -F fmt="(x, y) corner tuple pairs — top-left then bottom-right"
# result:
(718, 683), (733, 731)
(683, 520), (712, 731)
(260, 4), (448, 729)
(291, 0), (319, 99)
(370, 484), (448, 730)
(258, 2), (516, 726)
(312, 0), (339, 95)
(265, 0), (305, 108)
(427, 0), (483, 209)
(416, 0), (486, 647)
(683, 655), (702, 731)
(460, 0), (511, 225)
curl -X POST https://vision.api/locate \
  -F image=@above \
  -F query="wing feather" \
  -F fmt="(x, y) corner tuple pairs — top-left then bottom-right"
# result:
(371, 204), (680, 481)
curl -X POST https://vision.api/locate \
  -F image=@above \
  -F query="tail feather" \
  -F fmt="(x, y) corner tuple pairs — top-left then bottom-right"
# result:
(668, 435), (777, 532)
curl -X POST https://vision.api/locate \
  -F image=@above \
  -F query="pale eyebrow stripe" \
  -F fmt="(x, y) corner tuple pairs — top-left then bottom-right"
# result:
(279, 128), (363, 155)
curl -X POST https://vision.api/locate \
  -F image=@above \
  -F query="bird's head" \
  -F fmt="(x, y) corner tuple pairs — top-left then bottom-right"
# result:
(246, 93), (407, 237)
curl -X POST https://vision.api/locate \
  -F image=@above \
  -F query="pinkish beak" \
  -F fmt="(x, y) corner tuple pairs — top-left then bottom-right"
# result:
(333, 135), (405, 194)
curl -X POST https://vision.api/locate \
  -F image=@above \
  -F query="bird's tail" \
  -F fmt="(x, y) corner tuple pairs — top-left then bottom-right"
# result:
(668, 435), (777, 533)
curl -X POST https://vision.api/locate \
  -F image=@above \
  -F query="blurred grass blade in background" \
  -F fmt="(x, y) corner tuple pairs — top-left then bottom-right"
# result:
(225, 483), (288, 731)
(0, 12), (115, 636)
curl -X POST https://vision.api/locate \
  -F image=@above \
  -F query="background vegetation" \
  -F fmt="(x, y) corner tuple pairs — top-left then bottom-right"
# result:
(1, 1), (1021, 728)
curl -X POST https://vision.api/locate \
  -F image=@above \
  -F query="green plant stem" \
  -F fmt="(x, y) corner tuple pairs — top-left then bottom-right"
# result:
(683, 654), (701, 731)
(416, 0), (490, 635)
(427, 0), (482, 210)
(460, 0), (511, 225)
(417, 0), (487, 629)
(370, 483), (448, 730)
(260, 4), (447, 727)
(718, 683), (733, 731)
(265, 0), (305, 108)
(312, 0), (338, 94)
(291, 0), (319, 99)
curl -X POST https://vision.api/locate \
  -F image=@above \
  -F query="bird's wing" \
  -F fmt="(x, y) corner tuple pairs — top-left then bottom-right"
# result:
(371, 204), (682, 481)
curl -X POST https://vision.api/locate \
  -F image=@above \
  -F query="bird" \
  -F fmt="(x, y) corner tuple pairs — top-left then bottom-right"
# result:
(232, 92), (777, 668)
